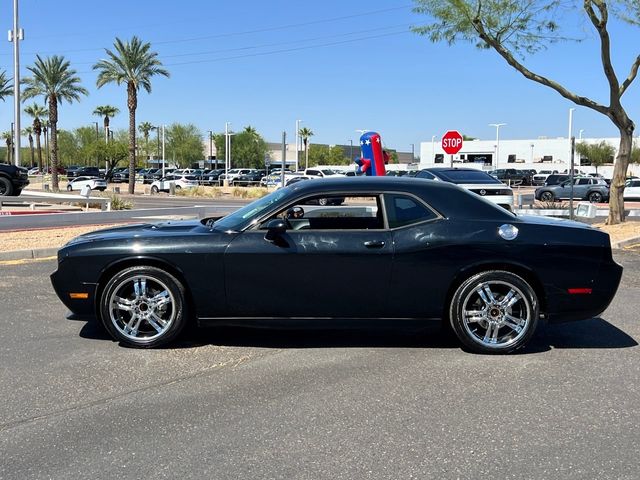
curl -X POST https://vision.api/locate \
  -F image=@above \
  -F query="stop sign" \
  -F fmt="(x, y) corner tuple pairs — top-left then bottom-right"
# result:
(442, 130), (463, 155)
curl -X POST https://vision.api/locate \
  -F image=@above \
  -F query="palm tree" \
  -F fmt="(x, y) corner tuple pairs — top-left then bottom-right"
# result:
(22, 55), (88, 191)
(93, 105), (119, 142)
(299, 127), (314, 170)
(0, 70), (12, 101)
(2, 131), (13, 164)
(138, 121), (154, 160)
(24, 103), (48, 172)
(23, 127), (35, 166)
(93, 36), (169, 194)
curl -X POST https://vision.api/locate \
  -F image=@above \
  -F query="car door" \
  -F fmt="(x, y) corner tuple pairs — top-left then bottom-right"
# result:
(625, 180), (640, 199)
(223, 194), (394, 318)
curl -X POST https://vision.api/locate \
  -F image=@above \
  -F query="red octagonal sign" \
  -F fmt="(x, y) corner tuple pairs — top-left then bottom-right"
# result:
(442, 130), (463, 155)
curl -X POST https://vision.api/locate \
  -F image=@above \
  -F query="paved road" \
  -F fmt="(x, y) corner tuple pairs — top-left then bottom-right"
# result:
(1, 252), (639, 479)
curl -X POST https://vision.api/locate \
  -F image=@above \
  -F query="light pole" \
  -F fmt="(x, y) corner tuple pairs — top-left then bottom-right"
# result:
(349, 139), (353, 162)
(568, 108), (575, 173)
(9, 0), (23, 166)
(579, 129), (584, 140)
(489, 123), (506, 169)
(295, 119), (302, 172)
(431, 135), (436, 163)
(410, 143), (415, 163)
(208, 130), (214, 169)
(530, 143), (534, 163)
(161, 125), (166, 176)
(224, 122), (231, 185)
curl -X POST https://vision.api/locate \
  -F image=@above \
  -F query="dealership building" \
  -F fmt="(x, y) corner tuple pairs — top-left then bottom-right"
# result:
(418, 136), (637, 177)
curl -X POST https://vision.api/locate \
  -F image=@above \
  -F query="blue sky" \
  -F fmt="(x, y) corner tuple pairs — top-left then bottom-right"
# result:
(1, 0), (639, 154)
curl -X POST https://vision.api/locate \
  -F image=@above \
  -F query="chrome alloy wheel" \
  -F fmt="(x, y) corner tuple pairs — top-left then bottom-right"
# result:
(461, 280), (531, 348)
(108, 275), (176, 342)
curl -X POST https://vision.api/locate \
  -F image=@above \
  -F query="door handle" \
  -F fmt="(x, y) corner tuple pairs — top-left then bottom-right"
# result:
(364, 240), (386, 249)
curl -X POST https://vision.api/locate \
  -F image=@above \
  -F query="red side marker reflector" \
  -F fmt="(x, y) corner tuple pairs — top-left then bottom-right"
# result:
(568, 288), (592, 295)
(69, 293), (89, 299)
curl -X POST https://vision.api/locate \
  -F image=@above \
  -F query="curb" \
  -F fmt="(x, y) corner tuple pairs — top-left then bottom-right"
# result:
(0, 247), (59, 261)
(612, 235), (640, 250)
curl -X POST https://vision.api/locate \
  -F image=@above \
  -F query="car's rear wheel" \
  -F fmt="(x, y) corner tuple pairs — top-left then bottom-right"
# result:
(99, 266), (188, 348)
(540, 191), (554, 202)
(449, 271), (539, 354)
(66, 185), (73, 191)
(0, 177), (14, 196)
(151, 185), (159, 194)
(588, 191), (603, 203)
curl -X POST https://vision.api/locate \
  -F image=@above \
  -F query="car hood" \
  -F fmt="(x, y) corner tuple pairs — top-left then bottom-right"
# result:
(64, 220), (206, 246)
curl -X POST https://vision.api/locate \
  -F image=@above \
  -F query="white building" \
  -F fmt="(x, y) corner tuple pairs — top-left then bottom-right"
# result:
(419, 136), (639, 177)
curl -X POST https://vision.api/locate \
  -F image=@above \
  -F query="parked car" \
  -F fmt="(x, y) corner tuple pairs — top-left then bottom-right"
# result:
(218, 168), (255, 184)
(624, 179), (640, 200)
(69, 166), (102, 179)
(532, 169), (558, 186)
(201, 169), (224, 185)
(543, 174), (571, 186)
(51, 176), (623, 354)
(415, 167), (514, 211)
(66, 176), (107, 192)
(233, 170), (266, 186)
(150, 174), (199, 193)
(65, 165), (81, 178)
(0, 162), (29, 196)
(488, 168), (531, 186)
(535, 176), (609, 203)
(303, 168), (346, 178)
(27, 167), (41, 176)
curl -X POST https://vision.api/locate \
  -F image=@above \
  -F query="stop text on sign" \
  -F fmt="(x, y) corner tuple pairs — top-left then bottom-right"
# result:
(441, 130), (463, 155)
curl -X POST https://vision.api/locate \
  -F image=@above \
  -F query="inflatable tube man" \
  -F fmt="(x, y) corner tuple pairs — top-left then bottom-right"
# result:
(355, 131), (388, 176)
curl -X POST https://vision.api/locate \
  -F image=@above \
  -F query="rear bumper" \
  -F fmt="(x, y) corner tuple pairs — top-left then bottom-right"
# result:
(545, 260), (623, 323)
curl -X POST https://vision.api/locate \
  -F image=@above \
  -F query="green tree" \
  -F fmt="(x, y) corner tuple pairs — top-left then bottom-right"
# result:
(93, 105), (119, 141)
(166, 123), (205, 167)
(56, 129), (80, 166)
(412, 0), (638, 224)
(213, 128), (268, 169)
(24, 103), (47, 172)
(2, 131), (13, 164)
(576, 141), (616, 174)
(94, 36), (169, 193)
(23, 127), (35, 167)
(307, 144), (329, 167)
(88, 136), (128, 176)
(22, 55), (88, 190)
(0, 70), (12, 101)
(138, 121), (154, 159)
(299, 127), (314, 170)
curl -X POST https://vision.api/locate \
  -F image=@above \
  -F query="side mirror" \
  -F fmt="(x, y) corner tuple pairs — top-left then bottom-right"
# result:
(265, 219), (287, 242)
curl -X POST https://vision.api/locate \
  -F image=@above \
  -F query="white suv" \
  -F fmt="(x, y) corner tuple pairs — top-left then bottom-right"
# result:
(150, 174), (199, 193)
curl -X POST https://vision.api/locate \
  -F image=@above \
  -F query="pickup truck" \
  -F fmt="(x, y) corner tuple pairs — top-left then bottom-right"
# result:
(488, 168), (531, 186)
(0, 163), (30, 196)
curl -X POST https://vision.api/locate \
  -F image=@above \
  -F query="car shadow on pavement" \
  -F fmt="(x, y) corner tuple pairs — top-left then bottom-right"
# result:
(77, 317), (637, 353)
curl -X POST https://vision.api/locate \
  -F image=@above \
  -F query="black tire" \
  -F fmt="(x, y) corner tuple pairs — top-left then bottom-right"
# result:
(99, 265), (188, 348)
(0, 177), (14, 196)
(449, 270), (539, 354)
(151, 185), (159, 194)
(175, 185), (182, 190)
(588, 191), (603, 203)
(540, 191), (554, 202)
(67, 185), (73, 191)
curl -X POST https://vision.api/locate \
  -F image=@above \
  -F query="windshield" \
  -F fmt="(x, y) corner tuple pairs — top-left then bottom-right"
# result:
(432, 170), (502, 184)
(213, 187), (291, 231)
(321, 169), (337, 175)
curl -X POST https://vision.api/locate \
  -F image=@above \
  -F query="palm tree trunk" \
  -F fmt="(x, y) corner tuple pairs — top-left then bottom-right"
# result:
(28, 135), (34, 166)
(127, 82), (137, 194)
(49, 95), (60, 191)
(35, 121), (43, 172)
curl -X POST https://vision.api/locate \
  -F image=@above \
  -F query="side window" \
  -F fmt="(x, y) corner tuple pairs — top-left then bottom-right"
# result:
(263, 195), (384, 230)
(578, 178), (590, 185)
(384, 194), (438, 229)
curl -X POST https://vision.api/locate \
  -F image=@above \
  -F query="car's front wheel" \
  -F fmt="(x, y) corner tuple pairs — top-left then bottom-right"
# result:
(0, 177), (14, 196)
(151, 185), (159, 194)
(449, 270), (539, 354)
(539, 191), (554, 202)
(66, 185), (73, 191)
(99, 266), (188, 348)
(588, 191), (603, 203)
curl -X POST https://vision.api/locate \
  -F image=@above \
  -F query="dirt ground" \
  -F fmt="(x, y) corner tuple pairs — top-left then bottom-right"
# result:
(1, 219), (640, 253)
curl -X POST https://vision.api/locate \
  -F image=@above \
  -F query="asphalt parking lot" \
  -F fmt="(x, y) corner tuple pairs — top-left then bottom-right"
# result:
(1, 251), (639, 479)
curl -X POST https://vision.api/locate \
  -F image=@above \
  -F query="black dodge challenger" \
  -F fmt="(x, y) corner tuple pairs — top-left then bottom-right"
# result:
(51, 177), (623, 354)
